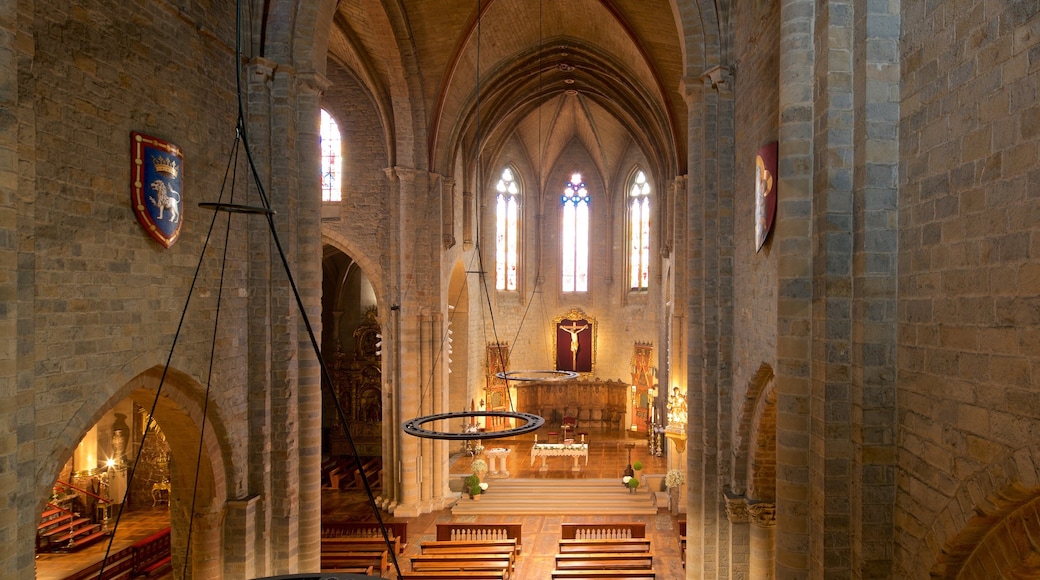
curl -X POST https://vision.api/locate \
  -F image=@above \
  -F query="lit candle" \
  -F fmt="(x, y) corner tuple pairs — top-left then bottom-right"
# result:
(581, 434), (585, 443)
(534, 434), (538, 444)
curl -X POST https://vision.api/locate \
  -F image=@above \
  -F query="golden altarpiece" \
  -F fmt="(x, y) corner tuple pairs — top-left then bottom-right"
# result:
(325, 309), (383, 457)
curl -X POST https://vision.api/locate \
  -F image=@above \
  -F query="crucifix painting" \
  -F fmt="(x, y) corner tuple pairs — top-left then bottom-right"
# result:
(554, 308), (596, 373)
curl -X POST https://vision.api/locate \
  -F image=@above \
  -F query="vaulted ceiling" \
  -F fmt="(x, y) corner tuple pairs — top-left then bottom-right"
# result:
(325, 0), (689, 193)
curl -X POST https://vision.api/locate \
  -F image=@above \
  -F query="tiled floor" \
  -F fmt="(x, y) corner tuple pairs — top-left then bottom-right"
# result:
(35, 505), (172, 580)
(37, 428), (685, 579)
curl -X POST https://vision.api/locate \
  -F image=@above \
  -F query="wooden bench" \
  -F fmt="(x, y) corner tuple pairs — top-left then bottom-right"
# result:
(319, 565), (375, 575)
(558, 538), (652, 553)
(550, 570), (656, 580)
(401, 571), (507, 580)
(420, 539), (519, 563)
(554, 552), (654, 570)
(320, 549), (388, 576)
(436, 522), (522, 552)
(322, 521), (408, 553)
(352, 456), (383, 489)
(678, 518), (686, 568)
(322, 535), (401, 557)
(561, 522), (646, 539)
(410, 553), (513, 574)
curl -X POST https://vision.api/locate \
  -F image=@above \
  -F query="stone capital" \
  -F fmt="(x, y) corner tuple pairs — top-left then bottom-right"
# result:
(746, 501), (776, 527)
(247, 56), (278, 82)
(297, 70), (332, 96)
(701, 66), (733, 92)
(724, 492), (750, 523)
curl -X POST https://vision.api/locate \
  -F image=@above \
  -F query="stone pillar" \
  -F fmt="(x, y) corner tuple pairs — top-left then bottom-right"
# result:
(223, 496), (259, 579)
(748, 503), (777, 580)
(851, 0), (899, 575)
(724, 494), (751, 580)
(682, 72), (707, 580)
(390, 167), (450, 517)
(776, 0), (816, 576)
(295, 69), (331, 574)
(245, 55), (277, 578)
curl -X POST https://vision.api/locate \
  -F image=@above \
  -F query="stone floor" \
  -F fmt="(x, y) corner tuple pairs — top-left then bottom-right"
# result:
(36, 427), (686, 579)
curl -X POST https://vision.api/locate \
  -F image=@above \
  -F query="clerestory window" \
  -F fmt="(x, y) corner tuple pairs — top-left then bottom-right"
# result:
(628, 169), (651, 290)
(561, 173), (590, 293)
(320, 109), (342, 202)
(495, 167), (520, 291)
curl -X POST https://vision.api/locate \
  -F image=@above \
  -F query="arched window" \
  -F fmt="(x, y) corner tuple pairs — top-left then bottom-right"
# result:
(320, 109), (342, 202)
(628, 169), (651, 290)
(495, 167), (520, 291)
(561, 172), (590, 293)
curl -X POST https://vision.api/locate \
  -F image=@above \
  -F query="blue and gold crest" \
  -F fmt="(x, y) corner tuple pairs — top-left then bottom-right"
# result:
(131, 132), (183, 248)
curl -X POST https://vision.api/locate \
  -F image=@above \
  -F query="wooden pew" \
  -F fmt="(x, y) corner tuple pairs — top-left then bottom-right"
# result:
(554, 552), (654, 570)
(550, 570), (656, 580)
(321, 535), (401, 557)
(558, 538), (652, 554)
(320, 565), (375, 576)
(561, 522), (646, 539)
(352, 456), (382, 489)
(402, 571), (507, 580)
(436, 522), (523, 553)
(321, 521), (408, 554)
(678, 518), (686, 568)
(420, 538), (519, 559)
(319, 549), (388, 576)
(410, 553), (512, 576)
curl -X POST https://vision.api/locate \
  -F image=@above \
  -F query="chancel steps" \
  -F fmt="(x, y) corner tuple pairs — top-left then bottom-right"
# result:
(451, 478), (657, 515)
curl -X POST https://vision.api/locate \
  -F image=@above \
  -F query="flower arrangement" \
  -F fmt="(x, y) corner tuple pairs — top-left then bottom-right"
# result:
(665, 468), (686, 489)
(471, 459), (488, 476)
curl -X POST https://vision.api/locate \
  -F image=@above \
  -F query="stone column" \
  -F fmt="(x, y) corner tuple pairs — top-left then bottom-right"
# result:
(389, 167), (449, 517)
(776, 0), (816, 575)
(295, 69), (331, 574)
(223, 496), (259, 579)
(245, 55), (277, 578)
(724, 494), (751, 580)
(748, 503), (777, 580)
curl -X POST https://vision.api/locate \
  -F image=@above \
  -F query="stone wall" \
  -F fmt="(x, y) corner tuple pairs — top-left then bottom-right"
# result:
(897, 1), (1040, 577)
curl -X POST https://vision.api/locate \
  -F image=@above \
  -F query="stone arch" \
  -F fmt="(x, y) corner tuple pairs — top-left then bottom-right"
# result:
(733, 362), (776, 499)
(923, 445), (1040, 579)
(323, 231), (386, 308)
(40, 364), (232, 578)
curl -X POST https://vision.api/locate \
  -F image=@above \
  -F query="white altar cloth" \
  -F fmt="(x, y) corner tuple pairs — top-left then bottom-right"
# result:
(530, 443), (588, 471)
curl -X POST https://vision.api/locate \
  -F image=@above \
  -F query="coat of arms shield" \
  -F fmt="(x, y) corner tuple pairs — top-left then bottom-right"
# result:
(131, 132), (183, 248)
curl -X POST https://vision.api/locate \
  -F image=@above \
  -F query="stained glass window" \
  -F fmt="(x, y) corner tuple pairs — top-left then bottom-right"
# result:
(561, 173), (590, 292)
(320, 109), (342, 202)
(495, 167), (520, 291)
(629, 170), (651, 290)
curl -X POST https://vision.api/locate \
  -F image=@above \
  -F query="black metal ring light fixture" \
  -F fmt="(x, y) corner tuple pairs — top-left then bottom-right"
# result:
(495, 369), (579, 381)
(403, 411), (544, 440)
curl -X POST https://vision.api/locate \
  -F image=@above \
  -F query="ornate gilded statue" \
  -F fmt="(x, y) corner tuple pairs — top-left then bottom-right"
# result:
(667, 387), (687, 429)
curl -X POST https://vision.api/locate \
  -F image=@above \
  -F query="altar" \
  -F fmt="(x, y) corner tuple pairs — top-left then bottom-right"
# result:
(530, 442), (588, 472)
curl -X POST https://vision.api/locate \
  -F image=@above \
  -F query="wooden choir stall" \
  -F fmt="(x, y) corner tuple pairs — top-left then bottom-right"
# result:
(514, 378), (630, 433)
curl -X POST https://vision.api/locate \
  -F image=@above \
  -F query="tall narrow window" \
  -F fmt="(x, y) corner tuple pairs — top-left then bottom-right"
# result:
(320, 109), (342, 202)
(561, 173), (590, 292)
(629, 170), (651, 290)
(495, 167), (520, 291)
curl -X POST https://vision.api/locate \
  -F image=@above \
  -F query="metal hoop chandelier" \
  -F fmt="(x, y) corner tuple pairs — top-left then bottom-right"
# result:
(495, 369), (579, 381)
(402, 411), (544, 440)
